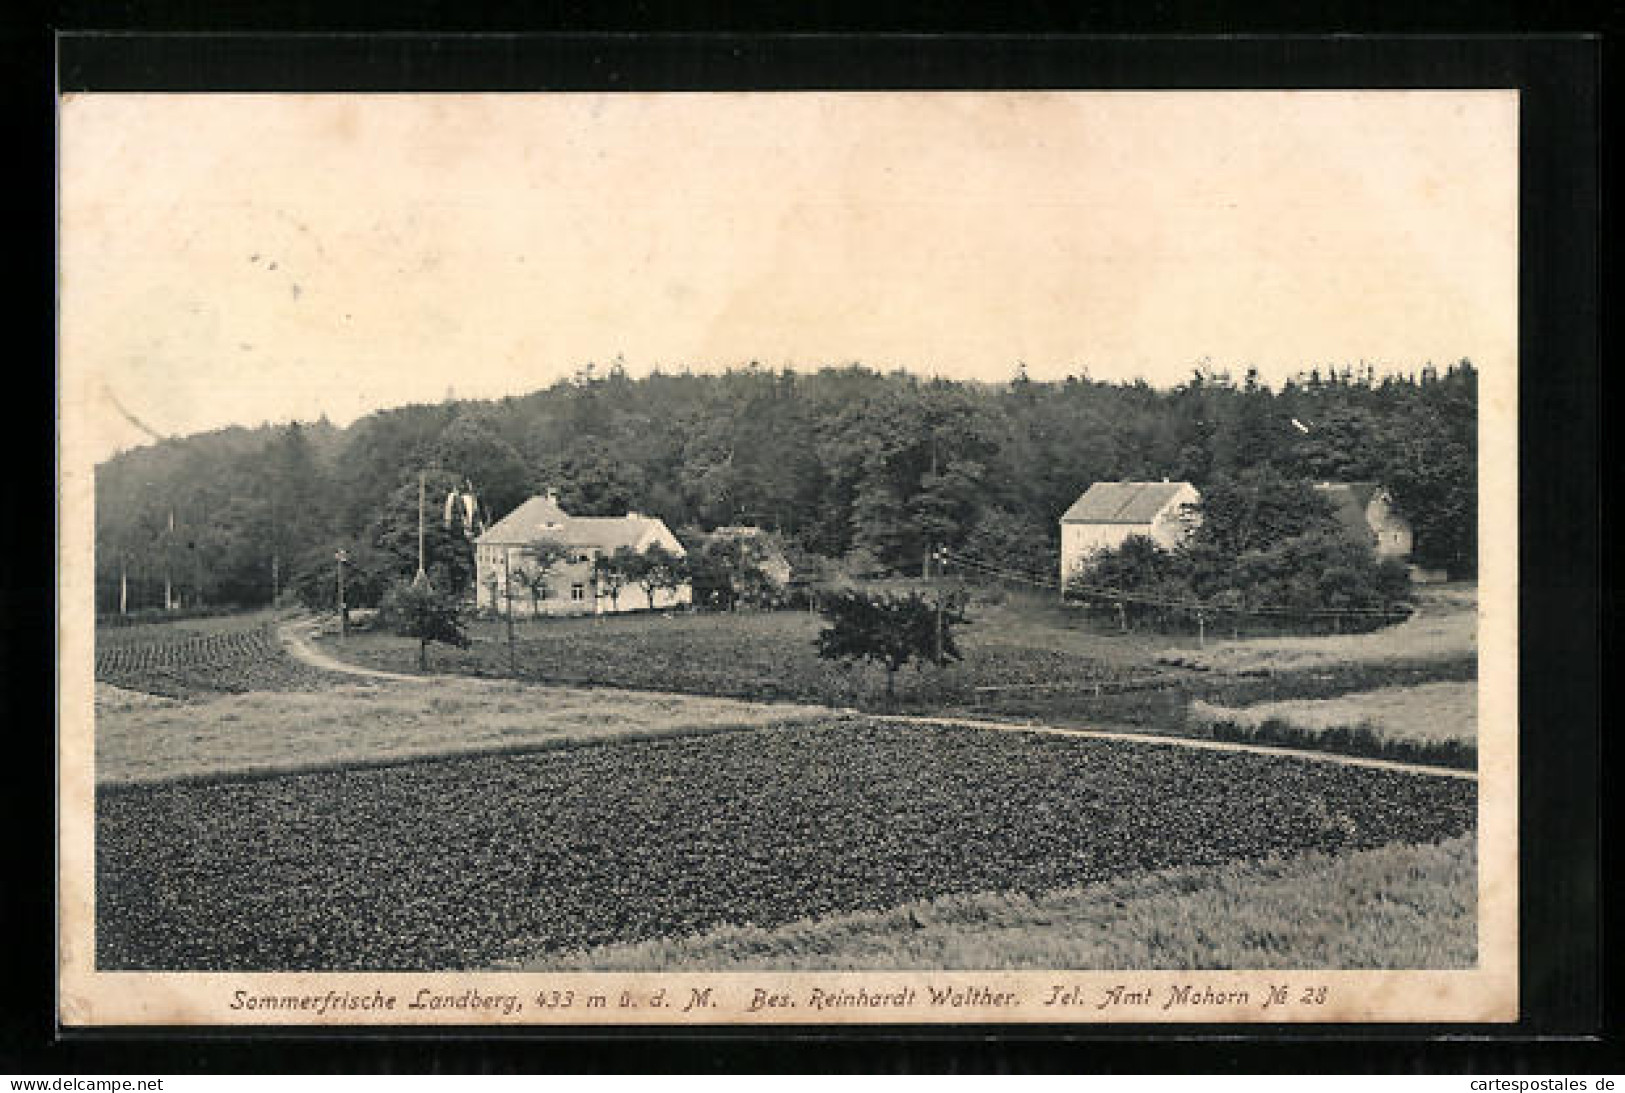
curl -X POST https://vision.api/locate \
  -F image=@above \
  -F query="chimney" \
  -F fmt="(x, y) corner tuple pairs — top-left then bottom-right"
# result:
(545, 489), (558, 504)
(627, 510), (643, 520)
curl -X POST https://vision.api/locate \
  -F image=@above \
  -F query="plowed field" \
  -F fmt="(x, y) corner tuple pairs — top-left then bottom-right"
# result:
(97, 720), (1476, 971)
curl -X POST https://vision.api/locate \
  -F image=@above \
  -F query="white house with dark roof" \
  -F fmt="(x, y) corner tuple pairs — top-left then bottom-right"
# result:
(474, 491), (691, 615)
(1059, 480), (1201, 586)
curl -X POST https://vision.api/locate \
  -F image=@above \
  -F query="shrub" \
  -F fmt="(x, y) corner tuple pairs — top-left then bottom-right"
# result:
(815, 589), (969, 702)
(380, 580), (471, 670)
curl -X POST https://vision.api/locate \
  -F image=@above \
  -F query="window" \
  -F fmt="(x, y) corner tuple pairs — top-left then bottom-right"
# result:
(570, 583), (586, 602)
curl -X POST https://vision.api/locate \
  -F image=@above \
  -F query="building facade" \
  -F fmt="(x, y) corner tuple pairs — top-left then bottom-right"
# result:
(1059, 480), (1201, 587)
(473, 492), (692, 616)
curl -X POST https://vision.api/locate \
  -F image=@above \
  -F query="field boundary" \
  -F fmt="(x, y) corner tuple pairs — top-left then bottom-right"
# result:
(96, 718), (798, 794)
(866, 712), (1477, 781)
(284, 619), (1476, 782)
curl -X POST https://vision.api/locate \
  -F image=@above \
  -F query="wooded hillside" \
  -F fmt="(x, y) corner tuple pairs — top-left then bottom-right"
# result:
(94, 360), (1477, 613)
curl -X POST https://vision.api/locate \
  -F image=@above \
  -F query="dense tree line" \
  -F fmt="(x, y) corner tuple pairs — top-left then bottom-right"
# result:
(93, 360), (1478, 614)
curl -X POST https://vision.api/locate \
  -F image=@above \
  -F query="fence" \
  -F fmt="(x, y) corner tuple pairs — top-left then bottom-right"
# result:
(938, 549), (1415, 640)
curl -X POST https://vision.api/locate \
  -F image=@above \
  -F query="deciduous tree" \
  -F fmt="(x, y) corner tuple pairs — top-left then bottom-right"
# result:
(628, 543), (686, 610)
(815, 589), (968, 702)
(381, 580), (471, 670)
(512, 540), (571, 615)
(593, 546), (639, 611)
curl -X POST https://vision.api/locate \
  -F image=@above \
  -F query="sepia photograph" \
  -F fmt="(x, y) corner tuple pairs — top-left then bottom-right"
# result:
(57, 90), (1518, 1025)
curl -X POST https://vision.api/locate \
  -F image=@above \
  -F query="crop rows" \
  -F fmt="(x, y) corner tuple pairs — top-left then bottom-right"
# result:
(96, 628), (274, 674)
(95, 623), (336, 699)
(97, 721), (1476, 971)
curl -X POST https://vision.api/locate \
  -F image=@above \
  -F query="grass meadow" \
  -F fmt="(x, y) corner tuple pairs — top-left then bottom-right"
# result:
(1188, 682), (1477, 769)
(310, 587), (1477, 761)
(520, 834), (1476, 971)
(95, 678), (837, 786)
(1158, 585), (1477, 674)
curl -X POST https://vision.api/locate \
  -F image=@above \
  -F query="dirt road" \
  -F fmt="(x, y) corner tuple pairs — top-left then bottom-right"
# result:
(275, 619), (1475, 782)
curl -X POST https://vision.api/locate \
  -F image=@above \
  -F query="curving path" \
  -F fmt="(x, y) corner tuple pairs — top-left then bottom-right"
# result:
(278, 620), (1475, 782)
(277, 620), (434, 683)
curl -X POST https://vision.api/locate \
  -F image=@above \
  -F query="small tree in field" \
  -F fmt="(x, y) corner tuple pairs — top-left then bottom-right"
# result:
(815, 589), (968, 703)
(381, 580), (470, 671)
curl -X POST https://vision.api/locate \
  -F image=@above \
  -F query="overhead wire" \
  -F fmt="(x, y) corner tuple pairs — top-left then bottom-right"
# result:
(938, 547), (1413, 621)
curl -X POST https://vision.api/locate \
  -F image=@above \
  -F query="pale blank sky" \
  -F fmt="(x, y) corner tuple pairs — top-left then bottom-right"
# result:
(59, 92), (1517, 461)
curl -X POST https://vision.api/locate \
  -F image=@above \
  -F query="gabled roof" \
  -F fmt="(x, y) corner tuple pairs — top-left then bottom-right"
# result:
(1313, 482), (1384, 540)
(1061, 481), (1195, 525)
(1313, 482), (1380, 512)
(477, 495), (682, 554)
(551, 516), (669, 552)
(476, 495), (568, 545)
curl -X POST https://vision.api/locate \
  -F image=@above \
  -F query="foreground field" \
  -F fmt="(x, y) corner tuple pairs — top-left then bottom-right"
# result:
(95, 678), (836, 786)
(97, 720), (1476, 971)
(525, 834), (1476, 971)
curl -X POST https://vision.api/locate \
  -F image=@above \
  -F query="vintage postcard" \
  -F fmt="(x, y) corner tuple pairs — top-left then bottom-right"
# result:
(57, 91), (1517, 1026)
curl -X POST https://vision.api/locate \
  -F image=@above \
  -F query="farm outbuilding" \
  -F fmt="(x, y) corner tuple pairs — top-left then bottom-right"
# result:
(707, 526), (794, 587)
(1312, 482), (1413, 561)
(474, 491), (691, 615)
(1059, 480), (1200, 586)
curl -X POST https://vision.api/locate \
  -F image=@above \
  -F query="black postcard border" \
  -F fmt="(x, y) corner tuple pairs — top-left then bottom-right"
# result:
(9, 29), (1609, 1074)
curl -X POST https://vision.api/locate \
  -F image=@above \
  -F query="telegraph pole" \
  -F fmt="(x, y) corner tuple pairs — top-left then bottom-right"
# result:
(335, 549), (349, 638)
(414, 470), (430, 588)
(269, 491), (279, 605)
(164, 507), (175, 611)
(503, 549), (516, 674)
(191, 502), (205, 608)
(933, 546), (947, 664)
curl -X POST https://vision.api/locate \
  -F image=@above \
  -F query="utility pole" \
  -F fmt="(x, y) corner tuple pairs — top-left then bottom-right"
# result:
(923, 416), (940, 580)
(335, 549), (349, 638)
(933, 546), (947, 664)
(164, 507), (175, 611)
(191, 505), (205, 608)
(269, 491), (279, 606)
(503, 548), (516, 674)
(413, 470), (430, 588)
(119, 558), (128, 616)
